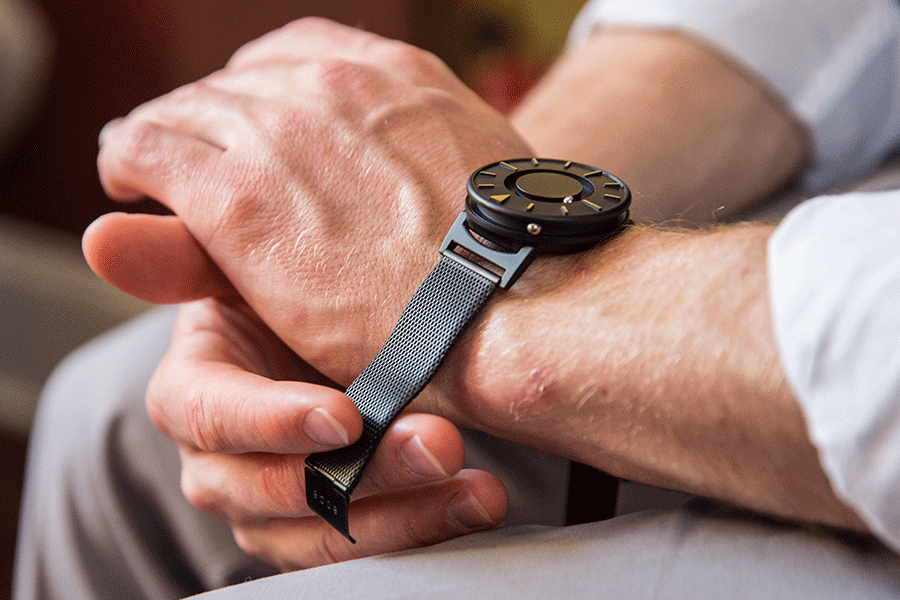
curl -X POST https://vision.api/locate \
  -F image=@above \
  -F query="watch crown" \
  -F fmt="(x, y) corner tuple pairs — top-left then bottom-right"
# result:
(527, 223), (542, 236)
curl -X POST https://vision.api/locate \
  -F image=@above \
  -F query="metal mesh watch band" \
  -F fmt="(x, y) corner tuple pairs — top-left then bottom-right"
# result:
(305, 241), (505, 542)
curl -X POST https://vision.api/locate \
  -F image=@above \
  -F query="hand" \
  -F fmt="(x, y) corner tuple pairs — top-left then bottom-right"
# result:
(91, 17), (530, 389)
(88, 19), (519, 569)
(151, 297), (507, 571)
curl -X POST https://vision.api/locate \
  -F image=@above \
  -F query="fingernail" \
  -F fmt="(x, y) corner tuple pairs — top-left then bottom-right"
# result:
(303, 408), (350, 446)
(400, 434), (448, 478)
(446, 489), (496, 531)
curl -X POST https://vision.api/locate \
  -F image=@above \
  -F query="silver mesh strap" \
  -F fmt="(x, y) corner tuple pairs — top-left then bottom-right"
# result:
(305, 255), (497, 542)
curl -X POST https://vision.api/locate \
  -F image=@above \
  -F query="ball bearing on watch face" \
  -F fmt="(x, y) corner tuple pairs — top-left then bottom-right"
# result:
(464, 158), (631, 253)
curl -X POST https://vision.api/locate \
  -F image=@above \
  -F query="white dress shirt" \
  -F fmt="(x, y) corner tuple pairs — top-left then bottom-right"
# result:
(769, 192), (900, 552)
(569, 0), (900, 191)
(571, 0), (900, 551)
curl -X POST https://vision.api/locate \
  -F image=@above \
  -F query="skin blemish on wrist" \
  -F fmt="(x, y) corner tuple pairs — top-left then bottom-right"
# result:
(507, 366), (561, 422)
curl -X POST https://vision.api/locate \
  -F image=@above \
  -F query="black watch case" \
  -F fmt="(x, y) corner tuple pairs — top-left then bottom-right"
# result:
(464, 157), (631, 253)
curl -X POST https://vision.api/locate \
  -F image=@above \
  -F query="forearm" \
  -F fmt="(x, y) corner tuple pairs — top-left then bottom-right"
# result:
(432, 224), (865, 532)
(510, 29), (809, 223)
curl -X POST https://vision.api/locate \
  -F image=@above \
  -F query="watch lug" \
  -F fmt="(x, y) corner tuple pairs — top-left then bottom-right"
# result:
(440, 212), (535, 289)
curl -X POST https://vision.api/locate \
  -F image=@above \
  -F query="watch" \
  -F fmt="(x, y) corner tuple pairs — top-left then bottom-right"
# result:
(304, 157), (631, 542)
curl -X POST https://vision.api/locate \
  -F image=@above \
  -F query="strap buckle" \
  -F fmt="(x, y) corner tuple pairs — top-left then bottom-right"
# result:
(305, 466), (355, 543)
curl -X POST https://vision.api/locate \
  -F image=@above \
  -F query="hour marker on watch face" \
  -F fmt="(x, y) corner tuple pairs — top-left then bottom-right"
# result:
(480, 171), (497, 177)
(604, 182), (620, 187)
(525, 203), (535, 211)
(583, 170), (603, 177)
(561, 205), (569, 215)
(499, 161), (518, 171)
(563, 161), (572, 168)
(604, 193), (621, 199)
(478, 183), (494, 188)
(582, 199), (601, 211)
(490, 194), (510, 203)
(531, 158), (540, 166)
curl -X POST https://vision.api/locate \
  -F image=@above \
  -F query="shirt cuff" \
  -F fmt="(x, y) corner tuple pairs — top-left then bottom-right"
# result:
(568, 0), (900, 191)
(768, 191), (900, 551)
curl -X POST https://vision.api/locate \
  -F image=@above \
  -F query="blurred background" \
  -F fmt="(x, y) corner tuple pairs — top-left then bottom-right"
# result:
(0, 0), (584, 597)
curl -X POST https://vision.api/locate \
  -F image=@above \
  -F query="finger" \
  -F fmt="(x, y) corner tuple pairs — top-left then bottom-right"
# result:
(179, 413), (466, 521)
(97, 117), (224, 205)
(95, 119), (146, 203)
(147, 300), (363, 454)
(232, 469), (508, 570)
(83, 213), (233, 303)
(108, 80), (258, 149)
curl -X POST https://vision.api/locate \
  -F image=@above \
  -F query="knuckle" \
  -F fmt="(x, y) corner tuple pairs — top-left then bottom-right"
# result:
(253, 459), (307, 515)
(228, 17), (342, 69)
(101, 118), (163, 176)
(231, 526), (265, 559)
(361, 462), (392, 494)
(403, 523), (438, 550)
(162, 79), (205, 103)
(280, 16), (333, 37)
(182, 380), (228, 452)
(144, 370), (171, 436)
(310, 530), (346, 566)
(402, 504), (449, 548)
(379, 40), (445, 77)
(180, 470), (220, 514)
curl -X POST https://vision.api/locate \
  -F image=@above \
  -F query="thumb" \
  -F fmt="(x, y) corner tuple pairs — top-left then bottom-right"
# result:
(83, 212), (233, 303)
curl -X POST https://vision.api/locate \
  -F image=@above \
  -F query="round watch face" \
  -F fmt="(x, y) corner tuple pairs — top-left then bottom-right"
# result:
(465, 158), (631, 253)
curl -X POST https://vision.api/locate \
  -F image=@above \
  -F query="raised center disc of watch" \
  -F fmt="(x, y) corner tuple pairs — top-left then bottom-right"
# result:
(515, 171), (584, 202)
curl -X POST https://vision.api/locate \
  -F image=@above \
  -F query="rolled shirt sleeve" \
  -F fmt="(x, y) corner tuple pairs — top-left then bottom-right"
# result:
(568, 0), (900, 191)
(768, 191), (900, 552)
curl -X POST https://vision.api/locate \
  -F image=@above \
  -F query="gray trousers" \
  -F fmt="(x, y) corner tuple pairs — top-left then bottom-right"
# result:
(14, 307), (900, 599)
